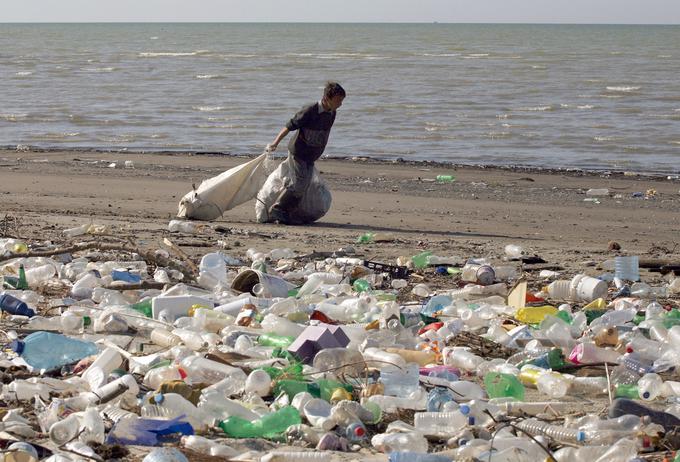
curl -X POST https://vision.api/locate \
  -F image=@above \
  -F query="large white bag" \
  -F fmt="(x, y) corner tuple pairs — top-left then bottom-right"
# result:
(177, 150), (274, 221)
(255, 159), (332, 224)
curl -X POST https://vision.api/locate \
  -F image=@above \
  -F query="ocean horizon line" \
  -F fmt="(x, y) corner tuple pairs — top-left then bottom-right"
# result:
(1, 21), (679, 26)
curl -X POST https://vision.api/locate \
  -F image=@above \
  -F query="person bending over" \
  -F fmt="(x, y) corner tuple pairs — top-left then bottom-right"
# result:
(267, 81), (346, 224)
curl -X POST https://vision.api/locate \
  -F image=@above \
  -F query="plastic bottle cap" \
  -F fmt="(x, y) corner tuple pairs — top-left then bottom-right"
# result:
(154, 393), (165, 404)
(9, 340), (24, 355)
(577, 431), (586, 442)
(459, 404), (470, 415)
(642, 391), (650, 399)
(352, 425), (365, 437)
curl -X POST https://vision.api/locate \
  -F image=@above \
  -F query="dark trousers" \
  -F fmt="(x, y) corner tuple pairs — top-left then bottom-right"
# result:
(268, 154), (314, 220)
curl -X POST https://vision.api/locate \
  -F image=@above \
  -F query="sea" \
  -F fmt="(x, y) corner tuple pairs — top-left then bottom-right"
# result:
(1, 23), (679, 173)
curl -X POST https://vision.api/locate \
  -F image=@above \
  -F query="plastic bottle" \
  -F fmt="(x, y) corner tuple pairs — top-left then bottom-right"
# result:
(638, 373), (663, 400)
(142, 393), (211, 431)
(10, 331), (98, 371)
(312, 348), (365, 377)
(245, 369), (272, 397)
(371, 431), (429, 453)
(330, 400), (381, 426)
(484, 372), (525, 400)
(609, 398), (680, 431)
(411, 251), (433, 269)
(514, 418), (584, 443)
(504, 244), (524, 259)
(614, 256), (640, 282)
(143, 365), (184, 389)
(436, 175), (455, 182)
(17, 264), (29, 290)
(49, 414), (81, 445)
(180, 355), (247, 385)
(82, 347), (123, 389)
(547, 280), (571, 300)
(380, 362), (421, 396)
(261, 452), (329, 462)
(0, 293), (36, 317)
(366, 391), (428, 412)
(71, 272), (101, 299)
(218, 406), (301, 438)
(426, 387), (456, 412)
(389, 453), (452, 462)
(181, 435), (238, 458)
(143, 448), (189, 462)
(442, 348), (484, 371)
(461, 263), (495, 285)
(414, 411), (469, 436)
(168, 219), (205, 234)
(150, 328), (182, 348)
(586, 188), (609, 196)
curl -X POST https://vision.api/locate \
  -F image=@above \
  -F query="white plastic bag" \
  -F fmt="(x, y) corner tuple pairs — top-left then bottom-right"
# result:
(255, 160), (332, 224)
(177, 150), (274, 221)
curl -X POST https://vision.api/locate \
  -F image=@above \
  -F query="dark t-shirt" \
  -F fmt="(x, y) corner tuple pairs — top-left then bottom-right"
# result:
(285, 102), (336, 163)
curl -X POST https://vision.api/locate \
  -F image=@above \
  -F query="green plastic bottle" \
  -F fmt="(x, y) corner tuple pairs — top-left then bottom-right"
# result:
(257, 333), (296, 348)
(664, 309), (680, 328)
(614, 383), (639, 399)
(218, 406), (301, 439)
(585, 309), (608, 325)
(484, 372), (525, 400)
(411, 251), (433, 269)
(130, 299), (153, 318)
(436, 175), (455, 183)
(274, 379), (353, 401)
(555, 310), (573, 324)
(260, 363), (304, 381)
(352, 279), (371, 293)
(17, 264), (28, 290)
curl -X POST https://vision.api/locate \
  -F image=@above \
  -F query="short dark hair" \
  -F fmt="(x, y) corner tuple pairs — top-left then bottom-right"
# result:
(324, 81), (346, 99)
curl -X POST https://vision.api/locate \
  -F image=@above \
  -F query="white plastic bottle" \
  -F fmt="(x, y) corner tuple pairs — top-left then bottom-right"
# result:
(414, 411), (469, 436)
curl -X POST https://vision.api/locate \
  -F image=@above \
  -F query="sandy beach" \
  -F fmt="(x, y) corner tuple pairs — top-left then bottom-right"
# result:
(2, 149), (679, 272)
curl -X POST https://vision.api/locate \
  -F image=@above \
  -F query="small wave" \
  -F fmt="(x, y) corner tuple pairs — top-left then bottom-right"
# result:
(422, 53), (460, 57)
(464, 53), (490, 59)
(531, 65), (547, 69)
(577, 104), (594, 110)
(516, 106), (553, 112)
(671, 141), (680, 145)
(15, 71), (33, 76)
(81, 67), (115, 73)
(606, 86), (641, 92)
(0, 113), (28, 121)
(150, 36), (159, 40)
(560, 104), (571, 108)
(195, 74), (221, 79)
(139, 50), (211, 57)
(425, 122), (449, 132)
(594, 136), (617, 142)
(37, 132), (81, 140)
(658, 54), (672, 58)
(193, 106), (224, 112)
(496, 114), (510, 119)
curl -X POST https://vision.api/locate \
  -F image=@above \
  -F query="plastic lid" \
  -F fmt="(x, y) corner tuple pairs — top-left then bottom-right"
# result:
(9, 340), (24, 355)
(577, 431), (586, 442)
(153, 393), (165, 404)
(459, 404), (470, 415)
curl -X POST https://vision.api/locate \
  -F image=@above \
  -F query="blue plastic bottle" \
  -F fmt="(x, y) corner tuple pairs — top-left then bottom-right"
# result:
(11, 331), (99, 371)
(0, 293), (36, 317)
(389, 453), (452, 462)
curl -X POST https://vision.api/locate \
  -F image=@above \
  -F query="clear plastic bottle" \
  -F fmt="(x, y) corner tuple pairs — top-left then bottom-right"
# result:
(142, 393), (211, 431)
(614, 256), (639, 282)
(312, 348), (365, 377)
(366, 391), (427, 412)
(10, 331), (99, 372)
(150, 328), (182, 348)
(414, 411), (469, 436)
(514, 418), (584, 443)
(180, 355), (247, 385)
(371, 431), (429, 453)
(181, 435), (238, 458)
(143, 365), (183, 389)
(638, 373), (663, 400)
(380, 362), (420, 396)
(245, 369), (271, 397)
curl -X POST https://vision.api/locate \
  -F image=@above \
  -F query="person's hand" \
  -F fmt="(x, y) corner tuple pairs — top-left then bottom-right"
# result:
(266, 143), (277, 152)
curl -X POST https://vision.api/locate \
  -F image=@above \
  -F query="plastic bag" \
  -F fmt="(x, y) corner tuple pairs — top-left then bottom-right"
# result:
(255, 160), (332, 224)
(177, 149), (274, 221)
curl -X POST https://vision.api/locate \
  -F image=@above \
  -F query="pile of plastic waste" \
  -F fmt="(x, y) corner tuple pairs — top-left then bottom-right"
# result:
(1, 234), (680, 462)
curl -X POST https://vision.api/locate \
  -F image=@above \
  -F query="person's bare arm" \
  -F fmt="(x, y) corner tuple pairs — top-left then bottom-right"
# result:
(268, 127), (290, 151)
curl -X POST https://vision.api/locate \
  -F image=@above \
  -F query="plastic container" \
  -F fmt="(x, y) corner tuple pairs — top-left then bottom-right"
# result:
(142, 393), (211, 431)
(414, 411), (468, 435)
(637, 373), (663, 400)
(11, 331), (99, 371)
(0, 293), (36, 317)
(515, 418), (584, 443)
(151, 295), (213, 321)
(380, 362), (420, 396)
(484, 372), (525, 400)
(461, 263), (495, 285)
(614, 256), (639, 282)
(504, 244), (524, 259)
(150, 328), (182, 348)
(218, 406), (301, 438)
(143, 448), (190, 462)
(570, 274), (608, 302)
(371, 431), (429, 453)
(180, 355), (247, 385)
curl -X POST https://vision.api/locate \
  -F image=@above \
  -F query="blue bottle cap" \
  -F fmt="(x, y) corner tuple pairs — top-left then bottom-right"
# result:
(9, 340), (25, 354)
(154, 393), (165, 404)
(459, 404), (470, 415)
